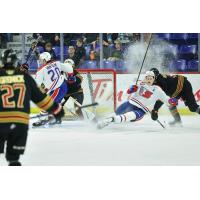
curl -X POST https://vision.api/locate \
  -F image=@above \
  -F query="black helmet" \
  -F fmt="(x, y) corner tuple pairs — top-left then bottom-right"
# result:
(150, 68), (160, 79)
(0, 49), (18, 68)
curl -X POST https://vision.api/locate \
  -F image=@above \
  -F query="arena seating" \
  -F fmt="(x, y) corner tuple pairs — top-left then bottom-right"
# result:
(26, 33), (198, 72)
(169, 59), (187, 72)
(187, 60), (199, 71)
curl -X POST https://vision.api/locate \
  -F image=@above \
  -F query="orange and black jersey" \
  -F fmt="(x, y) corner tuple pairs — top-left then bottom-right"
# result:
(0, 68), (58, 125)
(67, 69), (83, 94)
(154, 74), (186, 98)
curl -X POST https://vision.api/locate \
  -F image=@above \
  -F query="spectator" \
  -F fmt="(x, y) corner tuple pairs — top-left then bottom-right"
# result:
(83, 33), (99, 44)
(32, 33), (54, 46)
(65, 46), (80, 67)
(51, 34), (60, 46)
(90, 35), (101, 60)
(26, 41), (40, 64)
(64, 34), (84, 46)
(75, 38), (86, 60)
(75, 38), (86, 65)
(103, 33), (118, 46)
(44, 42), (57, 60)
(108, 39), (124, 61)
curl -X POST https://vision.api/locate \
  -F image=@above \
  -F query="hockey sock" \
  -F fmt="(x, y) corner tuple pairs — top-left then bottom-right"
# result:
(113, 112), (136, 123)
(196, 107), (200, 114)
(169, 106), (182, 122)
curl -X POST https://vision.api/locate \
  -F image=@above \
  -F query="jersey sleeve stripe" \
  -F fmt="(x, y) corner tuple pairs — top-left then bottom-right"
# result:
(36, 96), (54, 110)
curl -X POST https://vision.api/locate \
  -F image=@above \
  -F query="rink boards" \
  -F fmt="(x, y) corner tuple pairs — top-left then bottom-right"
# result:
(30, 73), (200, 115)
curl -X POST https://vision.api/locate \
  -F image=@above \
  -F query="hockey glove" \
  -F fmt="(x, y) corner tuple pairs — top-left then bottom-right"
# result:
(67, 73), (76, 84)
(52, 104), (65, 121)
(151, 109), (158, 121)
(127, 85), (138, 94)
(168, 98), (178, 106)
(20, 63), (29, 73)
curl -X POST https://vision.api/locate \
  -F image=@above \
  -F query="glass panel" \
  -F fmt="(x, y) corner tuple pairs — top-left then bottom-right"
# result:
(0, 33), (199, 73)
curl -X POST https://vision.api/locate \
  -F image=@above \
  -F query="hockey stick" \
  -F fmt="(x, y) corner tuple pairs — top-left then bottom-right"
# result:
(156, 119), (166, 129)
(30, 102), (98, 119)
(136, 33), (153, 85)
(61, 91), (83, 107)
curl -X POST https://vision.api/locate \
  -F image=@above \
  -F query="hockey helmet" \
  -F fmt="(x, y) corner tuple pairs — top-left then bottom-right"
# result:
(144, 70), (155, 85)
(0, 49), (18, 68)
(64, 59), (75, 65)
(150, 68), (160, 79)
(39, 52), (51, 62)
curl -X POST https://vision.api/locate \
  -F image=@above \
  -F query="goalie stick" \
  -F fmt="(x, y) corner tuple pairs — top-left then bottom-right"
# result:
(30, 102), (98, 119)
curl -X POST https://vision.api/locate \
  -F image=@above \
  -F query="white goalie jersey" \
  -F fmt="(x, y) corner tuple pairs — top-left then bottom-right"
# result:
(35, 61), (73, 93)
(128, 82), (171, 113)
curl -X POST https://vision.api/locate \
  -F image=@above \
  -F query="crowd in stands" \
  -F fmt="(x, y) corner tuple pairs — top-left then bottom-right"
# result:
(0, 33), (199, 73)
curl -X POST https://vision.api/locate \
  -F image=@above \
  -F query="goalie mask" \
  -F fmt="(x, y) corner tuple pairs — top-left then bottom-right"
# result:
(0, 49), (18, 68)
(143, 71), (155, 86)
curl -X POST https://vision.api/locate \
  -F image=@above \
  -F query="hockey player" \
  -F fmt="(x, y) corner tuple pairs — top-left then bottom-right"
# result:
(0, 49), (64, 166)
(33, 52), (75, 126)
(97, 71), (178, 129)
(62, 59), (84, 118)
(150, 68), (200, 126)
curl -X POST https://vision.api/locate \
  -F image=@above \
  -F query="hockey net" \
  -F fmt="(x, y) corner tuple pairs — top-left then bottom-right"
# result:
(64, 69), (117, 117)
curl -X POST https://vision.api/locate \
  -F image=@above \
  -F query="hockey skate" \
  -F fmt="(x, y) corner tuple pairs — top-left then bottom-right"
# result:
(32, 118), (50, 127)
(168, 119), (183, 127)
(48, 118), (62, 125)
(97, 117), (114, 129)
(8, 161), (22, 166)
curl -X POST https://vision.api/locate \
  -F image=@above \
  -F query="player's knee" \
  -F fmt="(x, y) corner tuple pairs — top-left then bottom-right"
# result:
(115, 101), (132, 115)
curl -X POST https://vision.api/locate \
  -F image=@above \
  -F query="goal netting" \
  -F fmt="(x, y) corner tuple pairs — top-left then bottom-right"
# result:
(63, 69), (117, 118)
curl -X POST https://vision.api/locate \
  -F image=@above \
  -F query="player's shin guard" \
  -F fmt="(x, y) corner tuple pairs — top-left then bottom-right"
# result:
(169, 106), (182, 125)
(196, 106), (200, 114)
(114, 112), (136, 123)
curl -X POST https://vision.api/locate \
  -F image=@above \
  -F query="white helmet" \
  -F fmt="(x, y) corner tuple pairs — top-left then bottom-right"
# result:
(39, 52), (51, 62)
(145, 70), (155, 78)
(143, 71), (155, 86)
(64, 59), (75, 65)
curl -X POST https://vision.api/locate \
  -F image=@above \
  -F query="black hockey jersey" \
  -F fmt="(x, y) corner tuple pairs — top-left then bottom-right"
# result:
(0, 68), (57, 125)
(67, 69), (83, 94)
(154, 74), (186, 98)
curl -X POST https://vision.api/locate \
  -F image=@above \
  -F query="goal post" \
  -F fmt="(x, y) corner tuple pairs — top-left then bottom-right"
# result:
(77, 69), (117, 116)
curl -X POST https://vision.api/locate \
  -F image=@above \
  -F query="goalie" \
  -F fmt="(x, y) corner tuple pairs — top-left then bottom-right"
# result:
(62, 59), (84, 119)
(97, 71), (178, 129)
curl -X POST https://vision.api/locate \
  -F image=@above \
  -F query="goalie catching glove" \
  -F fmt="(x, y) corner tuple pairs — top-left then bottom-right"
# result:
(67, 73), (76, 84)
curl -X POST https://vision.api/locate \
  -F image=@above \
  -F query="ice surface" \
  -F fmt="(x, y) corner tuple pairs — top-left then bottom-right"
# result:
(0, 115), (200, 166)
